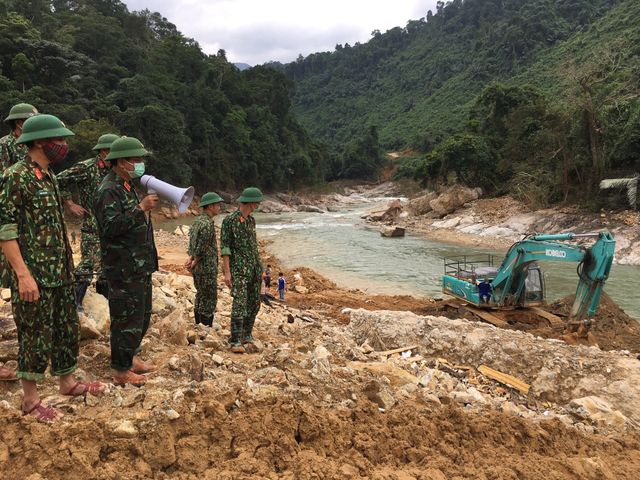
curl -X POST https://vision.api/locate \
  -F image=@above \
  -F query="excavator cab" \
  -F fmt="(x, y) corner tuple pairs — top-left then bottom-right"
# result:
(520, 264), (545, 306)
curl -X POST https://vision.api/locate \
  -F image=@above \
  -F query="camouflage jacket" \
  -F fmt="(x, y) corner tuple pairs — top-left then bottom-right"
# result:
(57, 155), (109, 233)
(220, 210), (261, 278)
(188, 213), (218, 271)
(0, 133), (28, 173)
(94, 171), (158, 280)
(0, 156), (74, 287)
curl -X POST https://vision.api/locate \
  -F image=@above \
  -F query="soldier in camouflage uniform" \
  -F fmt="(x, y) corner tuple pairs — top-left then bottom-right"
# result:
(186, 192), (223, 326)
(0, 103), (38, 172)
(94, 136), (159, 387)
(58, 133), (119, 307)
(0, 103), (36, 381)
(221, 187), (264, 354)
(0, 115), (105, 421)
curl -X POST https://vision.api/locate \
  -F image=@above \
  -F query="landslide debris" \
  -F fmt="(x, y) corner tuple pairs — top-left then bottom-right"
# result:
(1, 228), (639, 479)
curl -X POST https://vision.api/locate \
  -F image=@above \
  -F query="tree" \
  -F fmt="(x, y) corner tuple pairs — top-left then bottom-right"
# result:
(11, 52), (33, 91)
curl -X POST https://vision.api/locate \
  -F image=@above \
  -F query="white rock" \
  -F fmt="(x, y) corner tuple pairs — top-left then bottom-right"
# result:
(113, 420), (138, 437)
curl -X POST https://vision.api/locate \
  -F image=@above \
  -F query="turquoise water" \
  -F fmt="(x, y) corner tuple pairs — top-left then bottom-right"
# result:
(159, 204), (640, 319)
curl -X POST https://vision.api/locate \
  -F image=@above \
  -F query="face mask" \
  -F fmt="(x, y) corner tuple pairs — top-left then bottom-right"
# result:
(42, 142), (69, 163)
(126, 161), (145, 179)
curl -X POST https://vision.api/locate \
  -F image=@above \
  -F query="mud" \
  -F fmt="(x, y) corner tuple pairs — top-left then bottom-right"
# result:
(1, 205), (640, 479)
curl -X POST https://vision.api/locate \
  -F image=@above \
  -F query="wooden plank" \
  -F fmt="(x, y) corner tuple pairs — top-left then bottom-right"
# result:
(478, 365), (530, 395)
(529, 307), (565, 327)
(465, 306), (510, 328)
(378, 345), (419, 357)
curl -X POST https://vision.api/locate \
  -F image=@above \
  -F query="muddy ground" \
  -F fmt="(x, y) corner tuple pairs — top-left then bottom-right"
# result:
(1, 224), (639, 479)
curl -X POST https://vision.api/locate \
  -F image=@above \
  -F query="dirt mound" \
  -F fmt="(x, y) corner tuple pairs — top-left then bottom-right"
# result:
(550, 293), (640, 352)
(2, 397), (639, 480)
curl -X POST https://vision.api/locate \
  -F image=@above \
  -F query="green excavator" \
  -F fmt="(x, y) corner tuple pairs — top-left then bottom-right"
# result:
(442, 231), (616, 329)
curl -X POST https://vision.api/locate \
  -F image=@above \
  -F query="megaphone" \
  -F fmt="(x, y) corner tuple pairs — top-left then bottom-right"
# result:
(140, 175), (195, 213)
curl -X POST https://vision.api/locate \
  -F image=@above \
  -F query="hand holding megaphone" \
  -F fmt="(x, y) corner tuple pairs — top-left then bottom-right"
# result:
(139, 194), (159, 212)
(139, 175), (195, 213)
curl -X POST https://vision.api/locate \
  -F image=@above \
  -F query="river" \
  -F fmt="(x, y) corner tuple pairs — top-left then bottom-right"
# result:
(159, 203), (640, 320)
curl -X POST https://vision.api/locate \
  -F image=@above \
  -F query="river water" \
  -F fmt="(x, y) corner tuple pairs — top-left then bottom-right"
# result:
(159, 203), (640, 320)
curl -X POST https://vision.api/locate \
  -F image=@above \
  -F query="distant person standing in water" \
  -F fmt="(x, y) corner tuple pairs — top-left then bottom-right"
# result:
(277, 272), (286, 301)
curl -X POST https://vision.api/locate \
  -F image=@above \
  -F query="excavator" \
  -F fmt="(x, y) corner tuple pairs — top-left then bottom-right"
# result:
(441, 231), (616, 331)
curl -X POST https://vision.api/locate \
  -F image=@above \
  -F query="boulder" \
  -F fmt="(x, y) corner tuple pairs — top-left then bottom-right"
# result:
(408, 192), (437, 216)
(83, 290), (110, 334)
(259, 200), (296, 213)
(297, 204), (325, 213)
(429, 186), (482, 217)
(381, 226), (405, 237)
(79, 313), (102, 340)
(158, 309), (189, 346)
(569, 396), (628, 428)
(362, 199), (403, 221)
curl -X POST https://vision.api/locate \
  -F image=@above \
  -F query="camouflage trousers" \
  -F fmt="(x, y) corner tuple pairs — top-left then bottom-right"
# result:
(229, 271), (261, 345)
(76, 230), (102, 282)
(11, 284), (79, 381)
(193, 262), (217, 317)
(108, 275), (152, 372)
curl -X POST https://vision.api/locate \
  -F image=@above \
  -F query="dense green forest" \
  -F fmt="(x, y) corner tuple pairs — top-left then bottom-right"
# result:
(0, 0), (330, 189)
(282, 0), (640, 205)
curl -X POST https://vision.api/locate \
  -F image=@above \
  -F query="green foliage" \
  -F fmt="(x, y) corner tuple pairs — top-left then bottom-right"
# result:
(335, 126), (386, 180)
(0, 0), (330, 189)
(287, 0), (640, 207)
(422, 133), (497, 191)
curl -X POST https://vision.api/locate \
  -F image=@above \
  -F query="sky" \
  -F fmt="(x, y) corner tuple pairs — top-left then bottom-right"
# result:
(122, 0), (439, 65)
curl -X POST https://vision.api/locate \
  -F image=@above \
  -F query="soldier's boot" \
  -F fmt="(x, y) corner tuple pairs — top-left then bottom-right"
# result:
(75, 281), (90, 310)
(242, 316), (259, 353)
(229, 317), (245, 353)
(95, 279), (109, 299)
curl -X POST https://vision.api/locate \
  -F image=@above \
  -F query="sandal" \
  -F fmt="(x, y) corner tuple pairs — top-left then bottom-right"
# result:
(131, 358), (156, 374)
(244, 343), (259, 354)
(22, 401), (62, 423)
(62, 380), (106, 397)
(113, 370), (146, 387)
(230, 344), (246, 354)
(0, 366), (17, 381)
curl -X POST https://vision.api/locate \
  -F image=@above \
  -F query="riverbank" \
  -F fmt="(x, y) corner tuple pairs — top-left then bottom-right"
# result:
(1, 228), (640, 479)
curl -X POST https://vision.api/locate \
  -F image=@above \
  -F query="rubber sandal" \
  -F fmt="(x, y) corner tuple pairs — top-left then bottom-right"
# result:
(0, 366), (17, 381)
(244, 343), (259, 354)
(62, 380), (106, 397)
(113, 370), (146, 387)
(131, 358), (156, 374)
(230, 345), (246, 354)
(22, 401), (61, 423)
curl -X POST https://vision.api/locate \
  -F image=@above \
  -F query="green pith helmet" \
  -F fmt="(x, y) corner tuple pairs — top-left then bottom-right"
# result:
(105, 136), (149, 161)
(92, 133), (119, 151)
(237, 187), (264, 203)
(16, 114), (74, 144)
(199, 192), (223, 207)
(4, 103), (38, 123)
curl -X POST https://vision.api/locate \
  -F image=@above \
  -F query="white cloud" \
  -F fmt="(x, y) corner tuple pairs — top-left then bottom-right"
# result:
(122, 0), (438, 64)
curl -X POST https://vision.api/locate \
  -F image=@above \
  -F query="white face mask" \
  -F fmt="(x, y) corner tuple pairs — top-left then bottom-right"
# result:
(125, 160), (145, 178)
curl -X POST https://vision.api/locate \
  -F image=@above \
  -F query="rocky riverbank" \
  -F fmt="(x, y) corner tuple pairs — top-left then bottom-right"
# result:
(360, 184), (640, 265)
(1, 225), (640, 479)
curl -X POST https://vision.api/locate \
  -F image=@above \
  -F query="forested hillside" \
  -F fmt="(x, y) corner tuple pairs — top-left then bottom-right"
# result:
(0, 0), (329, 189)
(283, 0), (640, 205)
